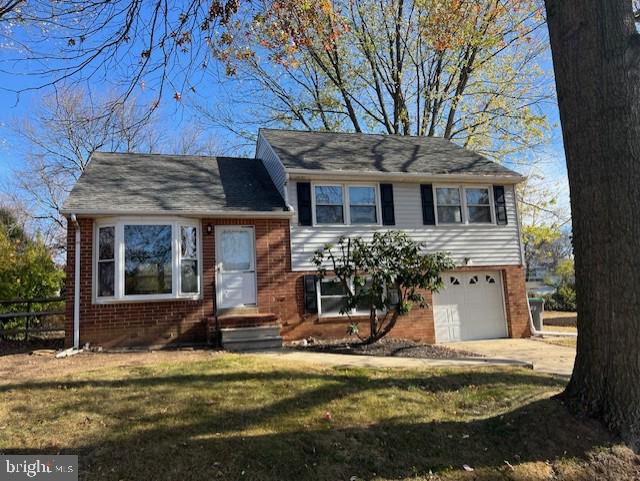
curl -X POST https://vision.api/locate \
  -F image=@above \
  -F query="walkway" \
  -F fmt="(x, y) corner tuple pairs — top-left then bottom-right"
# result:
(256, 349), (532, 370)
(442, 338), (575, 376)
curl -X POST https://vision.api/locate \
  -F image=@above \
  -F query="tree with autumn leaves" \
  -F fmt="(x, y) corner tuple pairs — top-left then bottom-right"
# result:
(217, 0), (550, 160)
(4, 0), (549, 160)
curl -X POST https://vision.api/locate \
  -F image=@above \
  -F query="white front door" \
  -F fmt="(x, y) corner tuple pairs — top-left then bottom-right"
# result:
(433, 271), (508, 342)
(215, 226), (257, 309)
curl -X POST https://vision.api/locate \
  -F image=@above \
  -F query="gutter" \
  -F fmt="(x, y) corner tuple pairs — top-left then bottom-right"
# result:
(285, 168), (526, 184)
(71, 214), (81, 350)
(58, 209), (294, 218)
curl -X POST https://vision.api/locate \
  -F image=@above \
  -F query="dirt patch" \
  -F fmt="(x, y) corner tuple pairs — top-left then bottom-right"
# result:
(288, 337), (483, 359)
(0, 349), (222, 385)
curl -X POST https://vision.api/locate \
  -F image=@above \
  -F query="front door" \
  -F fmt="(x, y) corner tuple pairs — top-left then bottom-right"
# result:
(215, 226), (257, 309)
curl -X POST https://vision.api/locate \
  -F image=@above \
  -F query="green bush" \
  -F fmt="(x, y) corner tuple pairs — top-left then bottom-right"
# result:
(0, 215), (64, 338)
(542, 259), (576, 312)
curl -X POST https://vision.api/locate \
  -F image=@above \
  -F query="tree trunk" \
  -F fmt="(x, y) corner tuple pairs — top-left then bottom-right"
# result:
(545, 0), (640, 445)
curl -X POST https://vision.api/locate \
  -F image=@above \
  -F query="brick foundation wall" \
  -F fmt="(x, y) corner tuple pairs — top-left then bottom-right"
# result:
(66, 216), (529, 348)
(280, 265), (530, 343)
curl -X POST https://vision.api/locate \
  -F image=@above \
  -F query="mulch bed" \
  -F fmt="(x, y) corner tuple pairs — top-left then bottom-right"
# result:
(288, 337), (483, 359)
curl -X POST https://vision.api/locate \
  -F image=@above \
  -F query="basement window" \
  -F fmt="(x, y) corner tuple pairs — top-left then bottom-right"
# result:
(94, 218), (201, 302)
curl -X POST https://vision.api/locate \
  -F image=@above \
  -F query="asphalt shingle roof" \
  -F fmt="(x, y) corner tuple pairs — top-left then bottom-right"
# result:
(260, 128), (522, 178)
(61, 152), (287, 215)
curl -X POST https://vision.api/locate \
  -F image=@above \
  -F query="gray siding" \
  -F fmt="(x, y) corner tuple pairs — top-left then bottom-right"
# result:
(288, 182), (522, 270)
(256, 132), (287, 200)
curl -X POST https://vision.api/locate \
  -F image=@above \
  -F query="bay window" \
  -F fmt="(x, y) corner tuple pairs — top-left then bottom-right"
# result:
(94, 218), (201, 301)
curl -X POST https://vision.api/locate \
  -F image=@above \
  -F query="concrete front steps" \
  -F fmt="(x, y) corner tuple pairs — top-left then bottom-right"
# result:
(209, 312), (283, 351)
(221, 325), (283, 351)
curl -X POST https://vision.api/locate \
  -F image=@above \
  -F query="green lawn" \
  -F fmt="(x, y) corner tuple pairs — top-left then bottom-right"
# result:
(0, 351), (634, 480)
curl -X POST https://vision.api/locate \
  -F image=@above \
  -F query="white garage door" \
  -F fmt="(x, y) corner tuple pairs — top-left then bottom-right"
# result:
(433, 271), (508, 343)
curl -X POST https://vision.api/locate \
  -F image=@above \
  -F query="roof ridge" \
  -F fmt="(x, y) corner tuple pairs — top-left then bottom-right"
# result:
(92, 151), (254, 161)
(260, 127), (453, 141)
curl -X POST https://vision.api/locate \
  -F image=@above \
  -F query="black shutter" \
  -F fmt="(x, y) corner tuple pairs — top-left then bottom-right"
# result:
(380, 183), (395, 226)
(493, 185), (508, 225)
(420, 184), (436, 225)
(303, 275), (318, 313)
(296, 182), (312, 226)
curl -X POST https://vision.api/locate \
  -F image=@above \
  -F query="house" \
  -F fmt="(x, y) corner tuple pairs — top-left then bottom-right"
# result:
(61, 129), (530, 350)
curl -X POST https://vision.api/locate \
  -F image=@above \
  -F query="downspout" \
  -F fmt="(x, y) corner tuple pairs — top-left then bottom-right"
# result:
(527, 297), (577, 338)
(283, 172), (294, 211)
(71, 214), (81, 349)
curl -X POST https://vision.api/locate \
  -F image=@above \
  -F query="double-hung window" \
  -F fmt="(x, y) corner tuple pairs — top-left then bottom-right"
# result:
(465, 187), (492, 223)
(314, 185), (344, 224)
(434, 186), (494, 225)
(97, 226), (115, 297)
(95, 218), (201, 302)
(313, 184), (379, 225)
(318, 278), (349, 316)
(349, 186), (377, 224)
(318, 277), (397, 317)
(435, 187), (463, 224)
(180, 226), (199, 293)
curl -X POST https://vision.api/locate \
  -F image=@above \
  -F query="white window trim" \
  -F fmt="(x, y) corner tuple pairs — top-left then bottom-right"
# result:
(311, 182), (381, 227)
(317, 277), (349, 317)
(316, 277), (394, 318)
(464, 186), (495, 225)
(433, 184), (464, 225)
(433, 184), (496, 226)
(93, 217), (203, 304)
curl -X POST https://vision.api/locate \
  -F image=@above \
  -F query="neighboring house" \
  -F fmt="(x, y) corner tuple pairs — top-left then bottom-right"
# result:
(526, 263), (558, 296)
(61, 129), (530, 350)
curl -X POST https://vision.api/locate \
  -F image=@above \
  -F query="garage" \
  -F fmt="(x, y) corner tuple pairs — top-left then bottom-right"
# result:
(433, 271), (508, 342)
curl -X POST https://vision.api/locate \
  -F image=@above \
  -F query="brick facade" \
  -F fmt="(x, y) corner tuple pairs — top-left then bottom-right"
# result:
(65, 217), (530, 348)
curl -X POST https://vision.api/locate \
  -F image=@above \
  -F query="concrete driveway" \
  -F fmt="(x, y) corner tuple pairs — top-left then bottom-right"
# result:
(443, 338), (576, 376)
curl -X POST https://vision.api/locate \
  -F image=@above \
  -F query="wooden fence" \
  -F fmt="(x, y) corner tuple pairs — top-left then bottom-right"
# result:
(0, 297), (65, 341)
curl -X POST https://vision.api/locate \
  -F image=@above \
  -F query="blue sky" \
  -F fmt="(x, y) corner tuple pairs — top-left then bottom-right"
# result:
(0, 23), (571, 216)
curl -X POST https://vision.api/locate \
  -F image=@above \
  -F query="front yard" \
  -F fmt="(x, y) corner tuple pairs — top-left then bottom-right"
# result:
(0, 351), (635, 480)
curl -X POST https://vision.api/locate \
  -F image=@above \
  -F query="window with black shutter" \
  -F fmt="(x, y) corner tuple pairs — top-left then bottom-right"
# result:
(303, 275), (318, 313)
(380, 183), (395, 225)
(493, 185), (508, 225)
(420, 184), (436, 225)
(296, 182), (312, 226)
